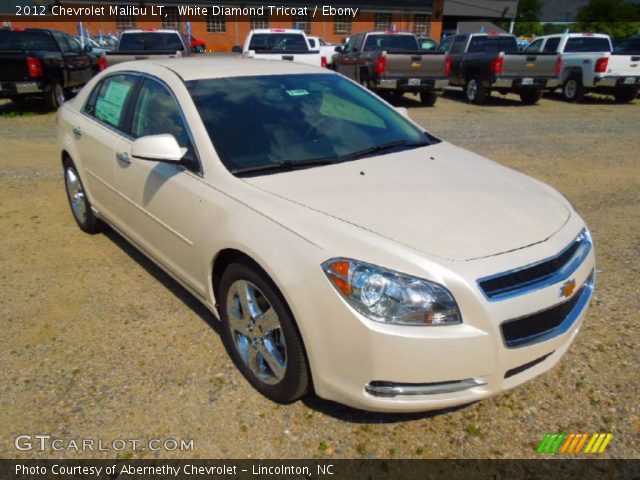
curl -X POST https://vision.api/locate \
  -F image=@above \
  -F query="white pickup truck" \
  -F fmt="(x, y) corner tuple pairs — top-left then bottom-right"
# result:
(232, 29), (328, 68)
(525, 33), (640, 103)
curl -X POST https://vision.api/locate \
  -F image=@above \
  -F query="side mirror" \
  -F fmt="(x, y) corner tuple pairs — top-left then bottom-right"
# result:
(131, 134), (185, 163)
(231, 45), (242, 53)
(334, 46), (344, 53)
(395, 107), (409, 118)
(84, 44), (93, 53)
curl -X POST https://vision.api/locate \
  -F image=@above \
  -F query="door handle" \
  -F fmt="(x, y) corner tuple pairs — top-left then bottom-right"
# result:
(116, 152), (131, 164)
(72, 126), (82, 138)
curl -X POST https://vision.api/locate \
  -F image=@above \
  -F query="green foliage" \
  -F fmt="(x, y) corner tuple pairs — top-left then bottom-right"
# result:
(576, 0), (640, 39)
(516, 0), (543, 22)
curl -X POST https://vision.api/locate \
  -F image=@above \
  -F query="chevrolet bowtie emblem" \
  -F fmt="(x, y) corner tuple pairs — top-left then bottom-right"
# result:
(560, 279), (576, 299)
(527, 63), (535, 68)
(412, 62), (421, 68)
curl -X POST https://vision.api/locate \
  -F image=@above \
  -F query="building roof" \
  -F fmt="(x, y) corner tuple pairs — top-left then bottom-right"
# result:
(443, 0), (518, 19)
(455, 21), (509, 34)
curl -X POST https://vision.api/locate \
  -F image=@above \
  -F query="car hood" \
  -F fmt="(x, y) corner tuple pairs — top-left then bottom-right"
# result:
(243, 142), (570, 261)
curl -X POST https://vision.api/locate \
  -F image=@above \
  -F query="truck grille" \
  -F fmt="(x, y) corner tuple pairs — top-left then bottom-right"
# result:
(501, 271), (594, 348)
(478, 229), (592, 301)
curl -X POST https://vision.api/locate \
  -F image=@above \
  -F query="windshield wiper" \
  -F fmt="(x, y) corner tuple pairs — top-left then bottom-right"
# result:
(339, 139), (432, 163)
(231, 157), (336, 176)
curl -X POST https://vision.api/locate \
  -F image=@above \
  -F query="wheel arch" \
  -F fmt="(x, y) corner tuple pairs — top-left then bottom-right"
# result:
(210, 247), (315, 390)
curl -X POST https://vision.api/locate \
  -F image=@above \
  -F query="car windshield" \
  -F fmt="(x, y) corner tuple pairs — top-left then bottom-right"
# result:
(187, 73), (436, 175)
(468, 36), (518, 53)
(363, 34), (419, 52)
(249, 34), (309, 52)
(118, 32), (184, 51)
(565, 37), (611, 52)
(0, 29), (58, 51)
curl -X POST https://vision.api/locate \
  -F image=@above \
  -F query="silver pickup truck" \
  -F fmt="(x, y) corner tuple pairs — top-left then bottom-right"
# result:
(333, 31), (450, 106)
(106, 30), (191, 67)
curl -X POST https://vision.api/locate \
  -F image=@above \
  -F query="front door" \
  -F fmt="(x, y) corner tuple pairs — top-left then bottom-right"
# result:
(113, 77), (203, 293)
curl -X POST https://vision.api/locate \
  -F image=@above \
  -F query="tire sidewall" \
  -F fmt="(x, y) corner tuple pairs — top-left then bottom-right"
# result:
(218, 261), (309, 403)
(563, 78), (580, 102)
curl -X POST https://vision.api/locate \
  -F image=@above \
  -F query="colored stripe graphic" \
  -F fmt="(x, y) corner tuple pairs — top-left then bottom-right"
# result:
(537, 433), (613, 454)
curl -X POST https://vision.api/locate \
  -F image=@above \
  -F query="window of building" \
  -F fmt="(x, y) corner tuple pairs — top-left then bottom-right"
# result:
(115, 15), (136, 30)
(412, 14), (429, 36)
(162, 6), (180, 29)
(250, 14), (269, 29)
(334, 15), (352, 35)
(374, 12), (392, 31)
(206, 14), (226, 33)
(292, 14), (311, 34)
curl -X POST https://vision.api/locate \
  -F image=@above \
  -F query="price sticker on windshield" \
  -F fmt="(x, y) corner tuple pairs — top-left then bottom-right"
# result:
(286, 89), (310, 97)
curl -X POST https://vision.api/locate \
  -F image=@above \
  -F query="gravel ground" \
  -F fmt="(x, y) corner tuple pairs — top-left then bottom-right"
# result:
(0, 90), (638, 460)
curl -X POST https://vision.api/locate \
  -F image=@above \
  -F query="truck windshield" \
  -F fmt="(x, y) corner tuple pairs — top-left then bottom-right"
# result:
(363, 35), (419, 52)
(118, 32), (185, 51)
(187, 74), (435, 175)
(468, 36), (517, 53)
(249, 34), (309, 52)
(564, 37), (611, 53)
(0, 29), (58, 51)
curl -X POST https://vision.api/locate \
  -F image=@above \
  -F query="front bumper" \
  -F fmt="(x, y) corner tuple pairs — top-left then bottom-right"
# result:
(0, 81), (43, 98)
(376, 76), (449, 91)
(492, 76), (561, 90)
(297, 224), (595, 412)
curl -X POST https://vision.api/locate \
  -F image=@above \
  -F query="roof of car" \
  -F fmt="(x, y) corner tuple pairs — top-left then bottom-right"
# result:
(111, 56), (332, 81)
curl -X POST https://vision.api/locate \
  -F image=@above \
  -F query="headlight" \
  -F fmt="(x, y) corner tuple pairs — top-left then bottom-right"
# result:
(322, 259), (461, 326)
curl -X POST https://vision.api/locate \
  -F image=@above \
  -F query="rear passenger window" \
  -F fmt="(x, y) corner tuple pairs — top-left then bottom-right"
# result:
(84, 75), (138, 130)
(543, 38), (560, 52)
(525, 39), (543, 52)
(451, 36), (466, 54)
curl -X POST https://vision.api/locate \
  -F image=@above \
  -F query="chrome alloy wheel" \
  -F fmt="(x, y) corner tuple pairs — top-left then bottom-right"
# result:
(54, 83), (65, 106)
(65, 167), (87, 224)
(226, 280), (287, 385)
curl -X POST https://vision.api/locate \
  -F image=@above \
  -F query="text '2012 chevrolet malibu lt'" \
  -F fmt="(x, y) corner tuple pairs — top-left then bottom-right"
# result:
(57, 58), (595, 412)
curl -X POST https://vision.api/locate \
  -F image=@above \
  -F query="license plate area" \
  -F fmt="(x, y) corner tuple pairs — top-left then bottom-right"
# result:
(408, 78), (421, 86)
(522, 78), (534, 85)
(624, 77), (636, 84)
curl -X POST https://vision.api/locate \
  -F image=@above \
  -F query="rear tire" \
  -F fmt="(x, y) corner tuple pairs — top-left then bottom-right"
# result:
(44, 81), (65, 111)
(562, 76), (585, 103)
(420, 91), (438, 107)
(63, 158), (104, 234)
(519, 89), (543, 105)
(613, 87), (639, 104)
(465, 76), (488, 104)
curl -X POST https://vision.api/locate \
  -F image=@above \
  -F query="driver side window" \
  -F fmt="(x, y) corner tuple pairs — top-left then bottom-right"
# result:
(131, 79), (198, 169)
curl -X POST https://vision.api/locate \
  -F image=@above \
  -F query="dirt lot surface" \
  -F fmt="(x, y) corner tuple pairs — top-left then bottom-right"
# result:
(0, 90), (638, 459)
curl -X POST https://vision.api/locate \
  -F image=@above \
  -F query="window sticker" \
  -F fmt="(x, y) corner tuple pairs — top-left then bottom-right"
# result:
(95, 80), (132, 127)
(286, 89), (309, 97)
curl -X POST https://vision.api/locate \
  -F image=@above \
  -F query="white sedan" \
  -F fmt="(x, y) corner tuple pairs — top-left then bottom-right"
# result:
(57, 57), (595, 412)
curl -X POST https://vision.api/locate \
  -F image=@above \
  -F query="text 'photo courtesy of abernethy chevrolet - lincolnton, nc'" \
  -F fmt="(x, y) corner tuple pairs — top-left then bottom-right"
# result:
(57, 53), (595, 412)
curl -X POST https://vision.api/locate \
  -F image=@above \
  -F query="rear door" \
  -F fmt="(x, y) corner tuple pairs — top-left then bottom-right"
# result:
(76, 73), (140, 222)
(51, 31), (93, 86)
(113, 76), (203, 291)
(334, 35), (359, 80)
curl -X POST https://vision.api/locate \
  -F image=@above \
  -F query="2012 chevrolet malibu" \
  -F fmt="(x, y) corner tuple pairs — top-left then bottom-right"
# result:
(57, 58), (595, 412)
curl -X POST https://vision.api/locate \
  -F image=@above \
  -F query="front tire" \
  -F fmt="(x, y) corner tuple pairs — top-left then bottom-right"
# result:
(420, 91), (438, 107)
(465, 76), (488, 104)
(519, 89), (543, 105)
(219, 260), (310, 404)
(63, 159), (104, 234)
(562, 76), (585, 103)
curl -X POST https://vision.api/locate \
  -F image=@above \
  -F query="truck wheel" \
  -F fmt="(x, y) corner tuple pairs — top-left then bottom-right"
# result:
(195, 45), (205, 53)
(359, 71), (372, 90)
(420, 91), (438, 107)
(44, 81), (65, 111)
(613, 87), (639, 104)
(519, 89), (543, 105)
(465, 76), (488, 104)
(562, 77), (585, 103)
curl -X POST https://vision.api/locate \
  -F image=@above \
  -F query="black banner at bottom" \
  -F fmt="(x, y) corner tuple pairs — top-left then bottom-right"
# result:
(1, 459), (639, 480)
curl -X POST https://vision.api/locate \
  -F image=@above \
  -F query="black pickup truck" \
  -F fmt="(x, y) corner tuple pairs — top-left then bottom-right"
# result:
(438, 33), (561, 104)
(0, 28), (103, 110)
